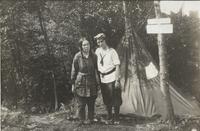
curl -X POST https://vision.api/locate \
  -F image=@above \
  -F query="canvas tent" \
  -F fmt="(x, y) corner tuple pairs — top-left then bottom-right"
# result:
(117, 17), (200, 118)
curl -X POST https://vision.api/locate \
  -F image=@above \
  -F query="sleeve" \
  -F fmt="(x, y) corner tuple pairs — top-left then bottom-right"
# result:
(95, 49), (101, 71)
(93, 54), (101, 85)
(111, 49), (120, 65)
(71, 54), (79, 84)
(95, 48), (99, 56)
(93, 54), (98, 69)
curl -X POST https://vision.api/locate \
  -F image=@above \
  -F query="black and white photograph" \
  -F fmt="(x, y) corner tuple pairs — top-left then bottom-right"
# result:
(1, 0), (200, 131)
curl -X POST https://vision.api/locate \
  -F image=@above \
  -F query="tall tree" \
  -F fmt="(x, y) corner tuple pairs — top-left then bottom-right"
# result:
(154, 0), (175, 124)
(37, 0), (58, 111)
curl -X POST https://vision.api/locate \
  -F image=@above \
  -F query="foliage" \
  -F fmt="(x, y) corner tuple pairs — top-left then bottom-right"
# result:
(166, 11), (200, 99)
(1, 0), (79, 111)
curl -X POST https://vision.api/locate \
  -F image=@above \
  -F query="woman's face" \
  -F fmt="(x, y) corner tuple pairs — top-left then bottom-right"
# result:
(97, 39), (107, 49)
(82, 40), (90, 53)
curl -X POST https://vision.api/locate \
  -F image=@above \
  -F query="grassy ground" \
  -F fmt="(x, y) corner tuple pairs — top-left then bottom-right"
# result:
(1, 106), (200, 131)
(0, 109), (164, 131)
(1, 94), (200, 131)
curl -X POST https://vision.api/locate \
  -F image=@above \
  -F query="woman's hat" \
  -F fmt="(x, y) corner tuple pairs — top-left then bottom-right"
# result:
(94, 33), (106, 40)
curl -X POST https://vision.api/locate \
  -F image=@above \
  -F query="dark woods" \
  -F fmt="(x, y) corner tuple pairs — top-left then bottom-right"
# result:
(1, 1), (200, 113)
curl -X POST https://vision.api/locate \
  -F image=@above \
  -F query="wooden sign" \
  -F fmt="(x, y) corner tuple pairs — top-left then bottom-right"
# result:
(147, 18), (171, 25)
(146, 24), (173, 34)
(146, 18), (173, 34)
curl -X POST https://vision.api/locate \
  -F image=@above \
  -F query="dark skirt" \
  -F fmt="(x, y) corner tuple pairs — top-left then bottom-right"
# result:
(101, 81), (122, 107)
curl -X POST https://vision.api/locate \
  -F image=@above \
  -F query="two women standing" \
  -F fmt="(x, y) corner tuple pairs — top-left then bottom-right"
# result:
(71, 33), (122, 125)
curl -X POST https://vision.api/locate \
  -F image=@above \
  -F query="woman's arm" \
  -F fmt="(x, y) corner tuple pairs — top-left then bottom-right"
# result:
(95, 70), (101, 84)
(111, 49), (121, 88)
(93, 54), (101, 86)
(115, 65), (121, 88)
(115, 65), (120, 81)
(71, 54), (79, 92)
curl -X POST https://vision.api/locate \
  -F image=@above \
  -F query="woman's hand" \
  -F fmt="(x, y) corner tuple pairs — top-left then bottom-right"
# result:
(115, 65), (121, 89)
(72, 84), (75, 93)
(115, 80), (120, 89)
(97, 84), (101, 91)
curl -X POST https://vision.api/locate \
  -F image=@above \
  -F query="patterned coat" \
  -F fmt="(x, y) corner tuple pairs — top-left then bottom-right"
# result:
(71, 52), (100, 97)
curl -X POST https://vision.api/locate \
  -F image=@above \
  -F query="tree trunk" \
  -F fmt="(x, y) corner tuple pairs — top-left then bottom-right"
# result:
(11, 69), (18, 109)
(51, 71), (58, 111)
(80, 0), (86, 37)
(10, 10), (26, 108)
(154, 0), (175, 124)
(37, 6), (51, 56)
(37, 2), (58, 111)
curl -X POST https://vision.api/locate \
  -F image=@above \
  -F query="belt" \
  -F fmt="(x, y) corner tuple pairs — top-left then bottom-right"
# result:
(98, 67), (116, 77)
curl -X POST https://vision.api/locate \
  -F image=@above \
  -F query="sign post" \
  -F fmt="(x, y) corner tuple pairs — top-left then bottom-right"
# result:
(147, 1), (175, 125)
